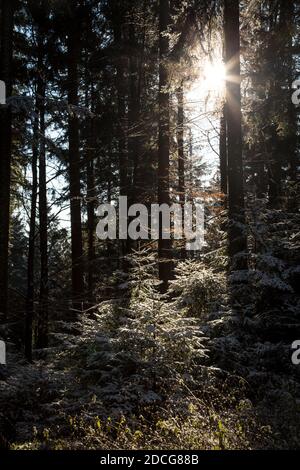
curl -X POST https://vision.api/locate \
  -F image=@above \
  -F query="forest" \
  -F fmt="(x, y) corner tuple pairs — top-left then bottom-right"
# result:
(0, 0), (300, 453)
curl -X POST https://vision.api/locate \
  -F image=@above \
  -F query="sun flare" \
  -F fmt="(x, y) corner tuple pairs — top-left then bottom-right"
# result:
(203, 60), (226, 93)
(185, 58), (226, 106)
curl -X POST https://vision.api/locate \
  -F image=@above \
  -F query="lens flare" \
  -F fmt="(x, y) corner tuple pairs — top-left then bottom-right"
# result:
(203, 60), (226, 93)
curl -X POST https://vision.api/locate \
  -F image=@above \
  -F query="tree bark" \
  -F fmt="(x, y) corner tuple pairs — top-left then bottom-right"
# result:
(266, 0), (297, 207)
(87, 110), (96, 295)
(0, 0), (14, 319)
(278, 0), (297, 185)
(177, 84), (185, 207)
(25, 114), (39, 362)
(177, 83), (185, 257)
(219, 103), (228, 196)
(158, 0), (173, 289)
(36, 36), (48, 348)
(113, 13), (129, 263)
(128, 20), (141, 205)
(224, 0), (247, 267)
(67, 16), (84, 312)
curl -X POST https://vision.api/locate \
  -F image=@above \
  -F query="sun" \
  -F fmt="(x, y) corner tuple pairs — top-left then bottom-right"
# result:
(202, 60), (226, 94)
(185, 58), (226, 105)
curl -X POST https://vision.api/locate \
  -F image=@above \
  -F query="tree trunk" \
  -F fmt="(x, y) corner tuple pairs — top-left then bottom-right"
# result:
(116, 60), (128, 199)
(177, 83), (185, 257)
(266, 0), (297, 207)
(224, 0), (247, 267)
(36, 38), (48, 348)
(278, 0), (297, 185)
(25, 115), (39, 362)
(128, 21), (141, 204)
(0, 0), (14, 320)
(67, 18), (84, 312)
(158, 0), (173, 289)
(177, 84), (185, 207)
(219, 103), (228, 196)
(114, 15), (129, 263)
(87, 111), (96, 295)
(267, 125), (282, 208)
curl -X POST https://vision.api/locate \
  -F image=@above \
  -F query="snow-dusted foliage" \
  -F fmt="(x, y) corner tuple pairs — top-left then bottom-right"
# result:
(76, 249), (210, 411)
(170, 260), (227, 316)
(1, 202), (300, 450)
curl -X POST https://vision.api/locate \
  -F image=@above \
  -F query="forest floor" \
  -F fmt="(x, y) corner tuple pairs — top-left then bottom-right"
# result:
(1, 283), (300, 451)
(2, 207), (300, 450)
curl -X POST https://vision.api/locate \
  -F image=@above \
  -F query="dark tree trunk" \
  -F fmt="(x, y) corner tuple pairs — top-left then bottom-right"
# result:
(267, 125), (282, 208)
(128, 20), (141, 204)
(113, 13), (128, 199)
(158, 0), (173, 289)
(266, 0), (297, 207)
(0, 0), (14, 320)
(114, 14), (129, 263)
(36, 41), (48, 348)
(177, 83), (185, 257)
(177, 84), (185, 207)
(278, 0), (297, 185)
(219, 103), (228, 196)
(224, 0), (247, 267)
(116, 60), (128, 199)
(83, 51), (96, 296)
(68, 18), (84, 312)
(25, 115), (39, 362)
(127, 16), (146, 255)
(87, 113), (96, 295)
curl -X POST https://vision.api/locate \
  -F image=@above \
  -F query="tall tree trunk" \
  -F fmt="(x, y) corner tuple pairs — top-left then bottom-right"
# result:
(128, 6), (147, 205)
(267, 125), (282, 208)
(116, 59), (128, 199)
(128, 21), (141, 204)
(266, 4), (282, 208)
(83, 51), (96, 296)
(68, 18), (84, 312)
(114, 15), (129, 263)
(158, 0), (172, 289)
(36, 39), (48, 348)
(0, 0), (14, 320)
(266, 0), (297, 207)
(219, 103), (228, 196)
(25, 115), (39, 362)
(177, 83), (185, 257)
(278, 0), (297, 185)
(224, 0), (247, 267)
(274, 0), (299, 201)
(177, 84), (185, 207)
(127, 17), (145, 255)
(87, 110), (96, 295)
